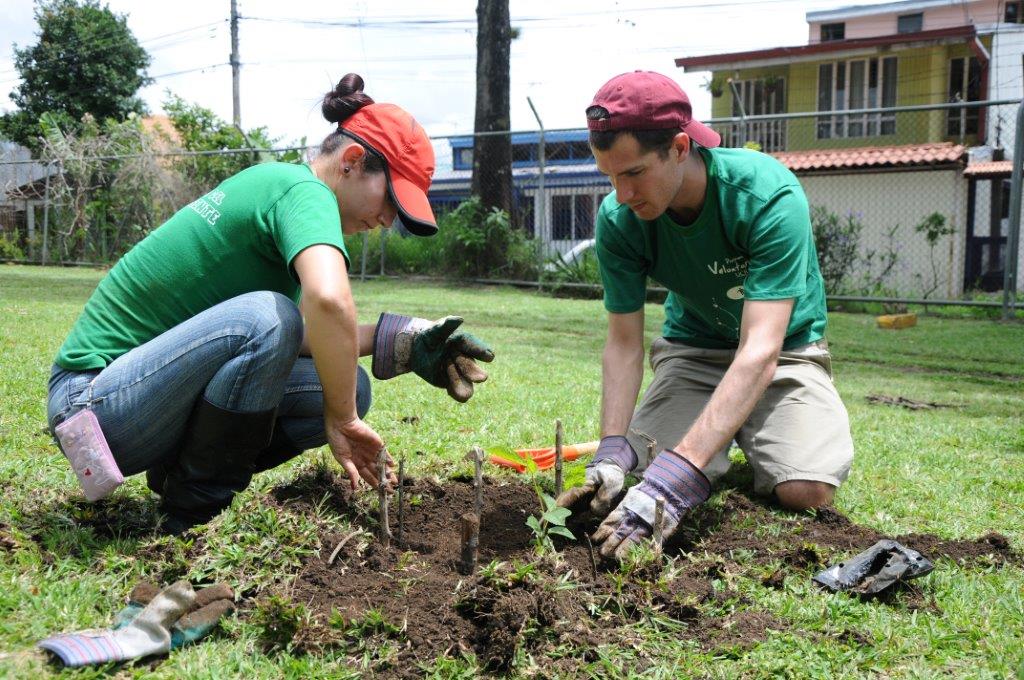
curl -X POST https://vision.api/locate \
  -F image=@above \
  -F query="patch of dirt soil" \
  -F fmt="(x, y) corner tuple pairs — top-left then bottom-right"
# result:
(675, 493), (1021, 570)
(258, 471), (1019, 677)
(865, 394), (953, 410)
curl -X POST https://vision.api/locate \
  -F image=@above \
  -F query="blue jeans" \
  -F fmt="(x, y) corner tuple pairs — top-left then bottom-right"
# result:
(47, 291), (372, 477)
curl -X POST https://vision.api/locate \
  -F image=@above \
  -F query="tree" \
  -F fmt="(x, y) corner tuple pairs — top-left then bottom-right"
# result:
(0, 0), (151, 150)
(36, 112), (187, 262)
(471, 0), (513, 215)
(163, 93), (289, 194)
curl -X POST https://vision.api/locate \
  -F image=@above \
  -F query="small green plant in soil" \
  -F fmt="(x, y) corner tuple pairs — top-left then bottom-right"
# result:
(252, 595), (309, 653)
(526, 491), (575, 554)
(487, 445), (577, 553)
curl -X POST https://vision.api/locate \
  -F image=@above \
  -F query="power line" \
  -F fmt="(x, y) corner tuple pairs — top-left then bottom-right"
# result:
(1, 20), (224, 67)
(240, 0), (864, 29)
(0, 20), (223, 80)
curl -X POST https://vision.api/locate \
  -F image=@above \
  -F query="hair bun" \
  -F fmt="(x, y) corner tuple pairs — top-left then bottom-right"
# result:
(322, 73), (375, 125)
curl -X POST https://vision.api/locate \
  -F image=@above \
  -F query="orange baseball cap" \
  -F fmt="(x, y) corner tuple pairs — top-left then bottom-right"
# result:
(340, 103), (438, 236)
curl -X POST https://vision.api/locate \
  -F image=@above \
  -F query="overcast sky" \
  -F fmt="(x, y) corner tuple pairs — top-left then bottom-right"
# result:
(0, 0), (893, 147)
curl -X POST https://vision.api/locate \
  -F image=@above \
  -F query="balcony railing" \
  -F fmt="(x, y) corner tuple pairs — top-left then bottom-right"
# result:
(711, 118), (788, 153)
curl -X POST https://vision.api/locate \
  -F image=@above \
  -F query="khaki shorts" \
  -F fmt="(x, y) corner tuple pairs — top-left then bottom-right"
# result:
(624, 337), (854, 496)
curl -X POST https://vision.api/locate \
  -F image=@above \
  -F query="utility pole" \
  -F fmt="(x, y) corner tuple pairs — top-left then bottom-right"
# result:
(230, 0), (240, 127)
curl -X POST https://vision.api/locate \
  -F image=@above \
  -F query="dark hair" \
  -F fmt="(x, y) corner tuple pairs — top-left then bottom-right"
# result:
(319, 73), (386, 173)
(589, 128), (678, 159)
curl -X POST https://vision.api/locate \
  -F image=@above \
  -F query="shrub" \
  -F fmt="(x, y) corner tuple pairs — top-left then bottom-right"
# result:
(441, 197), (538, 279)
(811, 206), (862, 294)
(914, 212), (955, 300)
(542, 248), (601, 286)
(0, 234), (25, 260)
(344, 197), (539, 281)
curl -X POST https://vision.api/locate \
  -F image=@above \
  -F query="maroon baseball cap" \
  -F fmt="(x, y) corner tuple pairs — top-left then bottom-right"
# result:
(586, 70), (720, 148)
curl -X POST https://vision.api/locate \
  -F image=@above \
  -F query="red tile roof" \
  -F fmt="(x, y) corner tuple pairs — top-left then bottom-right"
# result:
(771, 142), (966, 172)
(963, 160), (1013, 177)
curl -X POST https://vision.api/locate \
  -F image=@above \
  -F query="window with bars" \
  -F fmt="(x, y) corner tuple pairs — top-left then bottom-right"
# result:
(816, 56), (897, 139)
(947, 56), (983, 137)
(551, 193), (601, 240)
(726, 77), (787, 151)
(730, 78), (785, 117)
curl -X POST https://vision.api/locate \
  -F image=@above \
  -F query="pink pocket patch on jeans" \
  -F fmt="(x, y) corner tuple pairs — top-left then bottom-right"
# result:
(54, 409), (124, 501)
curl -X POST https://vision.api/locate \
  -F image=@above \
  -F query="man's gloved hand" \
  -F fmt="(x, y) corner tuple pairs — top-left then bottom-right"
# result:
(555, 436), (637, 517)
(39, 581), (235, 667)
(372, 313), (495, 402)
(592, 449), (711, 560)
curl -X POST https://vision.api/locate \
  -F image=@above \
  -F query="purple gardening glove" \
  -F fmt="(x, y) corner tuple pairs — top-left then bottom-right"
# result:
(555, 436), (637, 517)
(592, 449), (711, 560)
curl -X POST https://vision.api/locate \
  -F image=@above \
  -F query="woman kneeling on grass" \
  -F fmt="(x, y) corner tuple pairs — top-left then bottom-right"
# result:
(46, 74), (494, 534)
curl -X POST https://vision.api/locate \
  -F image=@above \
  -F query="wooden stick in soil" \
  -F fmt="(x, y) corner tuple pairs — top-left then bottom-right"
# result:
(584, 533), (598, 582)
(396, 458), (406, 545)
(459, 512), (480, 575)
(377, 448), (391, 550)
(554, 419), (564, 497)
(472, 446), (485, 518)
(652, 495), (666, 556)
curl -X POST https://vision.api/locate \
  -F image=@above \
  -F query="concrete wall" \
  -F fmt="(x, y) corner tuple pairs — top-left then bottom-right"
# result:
(798, 168), (969, 296)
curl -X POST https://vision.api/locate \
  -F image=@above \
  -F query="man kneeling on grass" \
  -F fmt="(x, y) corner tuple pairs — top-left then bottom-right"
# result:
(557, 71), (854, 560)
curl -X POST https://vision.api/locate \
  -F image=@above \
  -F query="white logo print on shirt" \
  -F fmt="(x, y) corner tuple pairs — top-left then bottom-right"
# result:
(186, 189), (226, 227)
(707, 255), (748, 277)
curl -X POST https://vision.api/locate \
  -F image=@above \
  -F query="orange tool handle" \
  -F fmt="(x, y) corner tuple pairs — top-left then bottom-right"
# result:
(488, 453), (526, 473)
(490, 441), (600, 473)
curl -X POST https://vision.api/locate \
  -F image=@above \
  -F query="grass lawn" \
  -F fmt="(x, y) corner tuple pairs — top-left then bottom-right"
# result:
(0, 263), (1022, 678)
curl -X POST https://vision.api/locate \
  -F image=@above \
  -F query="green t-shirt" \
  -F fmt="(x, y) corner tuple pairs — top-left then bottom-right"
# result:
(596, 146), (827, 350)
(56, 162), (348, 370)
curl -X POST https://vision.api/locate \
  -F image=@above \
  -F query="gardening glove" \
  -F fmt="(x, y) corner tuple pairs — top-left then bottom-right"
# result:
(556, 436), (637, 517)
(38, 581), (196, 667)
(592, 449), (711, 561)
(113, 582), (236, 649)
(372, 312), (495, 402)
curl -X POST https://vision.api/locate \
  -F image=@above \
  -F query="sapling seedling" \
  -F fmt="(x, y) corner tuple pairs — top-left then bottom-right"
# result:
(498, 445), (577, 554)
(526, 490), (575, 554)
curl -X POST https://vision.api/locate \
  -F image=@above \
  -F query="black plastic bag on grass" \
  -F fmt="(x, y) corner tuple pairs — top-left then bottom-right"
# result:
(813, 540), (934, 595)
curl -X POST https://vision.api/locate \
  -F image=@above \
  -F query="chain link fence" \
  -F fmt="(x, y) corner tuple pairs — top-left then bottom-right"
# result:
(2, 100), (1021, 317)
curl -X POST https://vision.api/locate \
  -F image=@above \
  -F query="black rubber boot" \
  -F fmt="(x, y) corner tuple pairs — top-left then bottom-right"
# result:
(159, 398), (277, 534)
(252, 426), (307, 474)
(146, 462), (170, 495)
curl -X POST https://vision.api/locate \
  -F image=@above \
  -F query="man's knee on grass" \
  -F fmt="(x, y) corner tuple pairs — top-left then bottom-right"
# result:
(774, 480), (835, 510)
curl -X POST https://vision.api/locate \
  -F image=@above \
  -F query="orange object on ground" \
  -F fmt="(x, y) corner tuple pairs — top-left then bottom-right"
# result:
(489, 441), (600, 473)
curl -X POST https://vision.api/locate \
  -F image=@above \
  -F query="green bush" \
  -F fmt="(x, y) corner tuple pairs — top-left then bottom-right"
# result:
(541, 247), (601, 286)
(0, 235), (25, 261)
(441, 197), (538, 279)
(810, 205), (862, 294)
(344, 227), (447, 276)
(344, 197), (539, 280)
